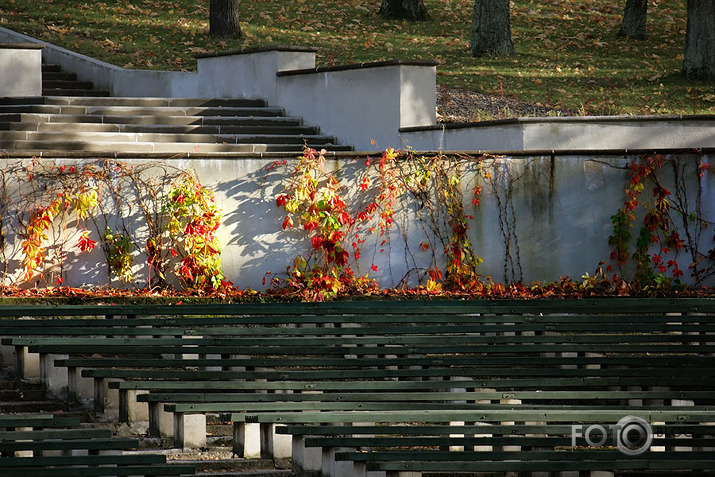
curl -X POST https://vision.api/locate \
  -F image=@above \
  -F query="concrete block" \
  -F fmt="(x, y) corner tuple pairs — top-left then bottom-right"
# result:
(40, 353), (68, 397)
(93, 378), (118, 413)
(174, 412), (206, 449)
(233, 422), (260, 458)
(67, 366), (94, 402)
(148, 402), (175, 437)
(118, 389), (149, 423)
(0, 43), (43, 97)
(322, 446), (356, 477)
(15, 346), (40, 380)
(260, 423), (292, 459)
(291, 435), (322, 475)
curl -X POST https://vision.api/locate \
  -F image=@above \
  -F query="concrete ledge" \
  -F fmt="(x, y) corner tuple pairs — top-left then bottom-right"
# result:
(195, 45), (318, 59)
(400, 115), (715, 151)
(277, 59), (439, 76)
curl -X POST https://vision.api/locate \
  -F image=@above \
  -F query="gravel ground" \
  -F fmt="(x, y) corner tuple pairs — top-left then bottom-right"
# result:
(436, 84), (570, 123)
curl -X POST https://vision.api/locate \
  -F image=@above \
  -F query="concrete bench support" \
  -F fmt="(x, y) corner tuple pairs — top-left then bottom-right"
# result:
(233, 422), (261, 458)
(0, 43), (43, 97)
(174, 412), (206, 449)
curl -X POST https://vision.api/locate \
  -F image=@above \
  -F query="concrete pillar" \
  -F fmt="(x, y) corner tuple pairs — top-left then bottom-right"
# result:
(291, 435), (322, 475)
(118, 389), (148, 423)
(67, 367), (93, 401)
(322, 446), (356, 477)
(173, 412), (206, 449)
(15, 346), (39, 380)
(40, 353), (68, 397)
(0, 43), (44, 97)
(260, 423), (292, 459)
(233, 422), (260, 458)
(93, 378), (118, 413)
(148, 402), (174, 437)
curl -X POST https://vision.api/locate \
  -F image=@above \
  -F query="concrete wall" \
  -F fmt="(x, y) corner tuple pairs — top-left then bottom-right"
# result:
(277, 61), (437, 150)
(0, 152), (712, 291)
(401, 116), (715, 152)
(0, 43), (43, 96)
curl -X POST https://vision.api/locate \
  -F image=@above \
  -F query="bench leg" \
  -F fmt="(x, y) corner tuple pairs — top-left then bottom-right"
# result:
(260, 423), (292, 459)
(233, 422), (260, 458)
(118, 389), (149, 423)
(322, 446), (357, 477)
(93, 378), (114, 413)
(291, 435), (322, 476)
(40, 353), (68, 397)
(67, 367), (93, 402)
(148, 402), (174, 437)
(353, 461), (387, 477)
(174, 412), (206, 449)
(15, 345), (39, 380)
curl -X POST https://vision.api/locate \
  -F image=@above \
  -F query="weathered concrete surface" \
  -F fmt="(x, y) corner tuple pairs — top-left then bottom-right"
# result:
(0, 43), (43, 97)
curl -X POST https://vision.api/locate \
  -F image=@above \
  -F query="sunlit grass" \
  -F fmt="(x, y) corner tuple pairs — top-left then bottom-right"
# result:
(0, 0), (712, 115)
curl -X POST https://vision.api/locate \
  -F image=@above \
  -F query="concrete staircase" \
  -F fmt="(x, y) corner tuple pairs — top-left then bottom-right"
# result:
(0, 64), (351, 154)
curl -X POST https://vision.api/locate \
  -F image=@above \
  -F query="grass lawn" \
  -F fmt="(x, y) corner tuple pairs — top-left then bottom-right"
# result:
(0, 0), (713, 116)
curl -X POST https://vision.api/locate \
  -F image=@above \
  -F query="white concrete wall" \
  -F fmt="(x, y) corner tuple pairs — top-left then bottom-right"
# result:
(401, 117), (715, 152)
(0, 153), (712, 291)
(197, 48), (316, 102)
(277, 62), (437, 150)
(0, 43), (43, 96)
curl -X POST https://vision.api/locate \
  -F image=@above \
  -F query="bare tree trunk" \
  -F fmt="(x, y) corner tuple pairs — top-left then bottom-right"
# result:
(471, 0), (514, 57)
(378, 0), (430, 21)
(682, 0), (715, 80)
(210, 0), (241, 38)
(618, 0), (648, 39)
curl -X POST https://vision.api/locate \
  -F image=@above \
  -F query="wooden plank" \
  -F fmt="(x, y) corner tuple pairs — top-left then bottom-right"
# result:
(0, 428), (112, 440)
(0, 437), (139, 452)
(0, 466), (196, 477)
(0, 297), (711, 319)
(238, 408), (715, 423)
(0, 453), (167, 467)
(136, 390), (715, 403)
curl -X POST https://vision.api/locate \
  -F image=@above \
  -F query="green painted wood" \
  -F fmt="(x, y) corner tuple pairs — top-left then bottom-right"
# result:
(0, 465), (196, 477)
(0, 437), (139, 452)
(0, 453), (167, 467)
(0, 428), (112, 441)
(81, 365), (715, 381)
(0, 297), (711, 319)
(237, 408), (715, 423)
(109, 376), (715, 391)
(136, 390), (715, 403)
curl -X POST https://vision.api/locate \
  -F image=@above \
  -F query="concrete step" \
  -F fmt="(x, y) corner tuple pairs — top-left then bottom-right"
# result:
(0, 104), (287, 117)
(2, 122), (320, 136)
(10, 140), (352, 154)
(44, 80), (95, 90)
(0, 113), (305, 127)
(42, 63), (111, 97)
(3, 130), (338, 145)
(40, 96), (269, 108)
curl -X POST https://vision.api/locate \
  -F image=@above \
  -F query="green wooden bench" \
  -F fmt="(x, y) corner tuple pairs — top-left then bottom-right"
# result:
(0, 413), (196, 476)
(240, 410), (715, 477)
(1, 298), (713, 476)
(276, 423), (715, 476)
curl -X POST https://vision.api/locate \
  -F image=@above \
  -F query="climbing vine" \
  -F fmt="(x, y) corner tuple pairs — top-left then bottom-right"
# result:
(1, 159), (227, 292)
(607, 154), (715, 289)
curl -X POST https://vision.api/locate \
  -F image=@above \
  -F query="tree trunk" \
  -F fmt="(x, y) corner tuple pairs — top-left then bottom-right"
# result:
(682, 0), (715, 80)
(618, 0), (648, 39)
(378, 0), (430, 21)
(471, 0), (514, 57)
(210, 0), (241, 38)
